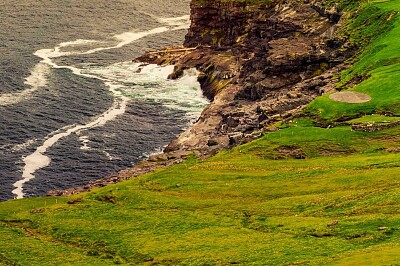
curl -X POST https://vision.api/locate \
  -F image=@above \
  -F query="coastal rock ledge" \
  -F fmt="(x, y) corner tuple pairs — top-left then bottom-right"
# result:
(48, 0), (354, 196)
(140, 0), (352, 157)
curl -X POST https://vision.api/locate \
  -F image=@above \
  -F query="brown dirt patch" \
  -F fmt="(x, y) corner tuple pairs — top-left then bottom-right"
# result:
(274, 145), (306, 159)
(329, 91), (371, 103)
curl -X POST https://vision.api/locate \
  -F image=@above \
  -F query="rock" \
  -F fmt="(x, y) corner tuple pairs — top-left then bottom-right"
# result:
(67, 197), (83, 204)
(327, 221), (339, 226)
(207, 139), (219, 146)
(167, 65), (185, 80)
(327, 221), (339, 227)
(228, 132), (244, 145)
(47, 0), (355, 197)
(248, 70), (266, 83)
(30, 208), (45, 214)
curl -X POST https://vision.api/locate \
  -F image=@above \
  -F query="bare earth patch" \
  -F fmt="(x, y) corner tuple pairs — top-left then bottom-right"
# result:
(329, 91), (372, 103)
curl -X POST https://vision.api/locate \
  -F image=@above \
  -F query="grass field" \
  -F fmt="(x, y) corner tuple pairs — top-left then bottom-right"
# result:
(1, 124), (399, 265)
(1, 0), (400, 265)
(306, 0), (400, 122)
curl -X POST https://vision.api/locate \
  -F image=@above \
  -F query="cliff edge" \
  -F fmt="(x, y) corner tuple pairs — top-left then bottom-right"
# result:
(49, 0), (356, 196)
(138, 0), (354, 158)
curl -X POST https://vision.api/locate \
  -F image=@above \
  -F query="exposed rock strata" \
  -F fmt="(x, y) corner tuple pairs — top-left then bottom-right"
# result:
(48, 0), (354, 196)
(139, 0), (352, 157)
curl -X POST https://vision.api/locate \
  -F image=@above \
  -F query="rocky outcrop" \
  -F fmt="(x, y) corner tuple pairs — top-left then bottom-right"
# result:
(48, 0), (355, 196)
(139, 0), (353, 158)
(184, 1), (251, 48)
(351, 121), (400, 132)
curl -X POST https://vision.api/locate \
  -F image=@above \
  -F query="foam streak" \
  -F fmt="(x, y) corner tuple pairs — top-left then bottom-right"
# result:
(0, 63), (51, 106)
(12, 95), (127, 199)
(12, 15), (192, 199)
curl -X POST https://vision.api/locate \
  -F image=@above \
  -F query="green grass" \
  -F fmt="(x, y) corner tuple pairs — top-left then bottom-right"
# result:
(1, 0), (400, 265)
(347, 114), (400, 124)
(306, 0), (400, 122)
(1, 125), (400, 265)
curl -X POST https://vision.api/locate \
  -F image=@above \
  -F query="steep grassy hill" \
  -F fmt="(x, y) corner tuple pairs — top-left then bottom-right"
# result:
(307, 0), (400, 122)
(1, 0), (399, 265)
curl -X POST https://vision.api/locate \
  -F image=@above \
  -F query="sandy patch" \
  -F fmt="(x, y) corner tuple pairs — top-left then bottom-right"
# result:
(329, 91), (371, 103)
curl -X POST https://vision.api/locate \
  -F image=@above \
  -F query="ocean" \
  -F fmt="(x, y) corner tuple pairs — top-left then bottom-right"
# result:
(0, 0), (207, 201)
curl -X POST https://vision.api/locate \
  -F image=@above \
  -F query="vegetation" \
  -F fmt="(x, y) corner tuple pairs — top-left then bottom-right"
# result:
(306, 0), (400, 123)
(1, 124), (399, 265)
(1, 0), (400, 265)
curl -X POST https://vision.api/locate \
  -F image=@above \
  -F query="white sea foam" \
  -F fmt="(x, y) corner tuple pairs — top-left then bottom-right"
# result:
(157, 15), (190, 26)
(59, 39), (99, 47)
(83, 27), (169, 55)
(11, 139), (37, 152)
(12, 94), (128, 199)
(12, 16), (202, 199)
(0, 63), (51, 106)
(79, 135), (91, 150)
(2, 26), (170, 108)
(1, 15), (188, 108)
(103, 150), (119, 161)
(87, 62), (209, 119)
(143, 13), (190, 27)
(12, 27), (164, 198)
(159, 15), (190, 31)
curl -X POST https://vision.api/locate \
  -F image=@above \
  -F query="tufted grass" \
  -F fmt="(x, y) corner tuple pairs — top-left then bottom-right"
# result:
(1, 0), (400, 265)
(0, 124), (400, 265)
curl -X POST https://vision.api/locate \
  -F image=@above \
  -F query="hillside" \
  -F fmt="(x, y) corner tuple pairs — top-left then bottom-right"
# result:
(1, 0), (400, 265)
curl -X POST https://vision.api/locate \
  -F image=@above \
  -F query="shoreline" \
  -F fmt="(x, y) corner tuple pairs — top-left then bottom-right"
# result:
(48, 0), (354, 197)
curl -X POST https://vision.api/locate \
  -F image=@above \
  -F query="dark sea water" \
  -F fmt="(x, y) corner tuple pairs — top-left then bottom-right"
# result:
(0, 0), (208, 201)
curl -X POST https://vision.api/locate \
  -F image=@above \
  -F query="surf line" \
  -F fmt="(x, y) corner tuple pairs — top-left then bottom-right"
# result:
(0, 14), (190, 107)
(11, 20), (188, 199)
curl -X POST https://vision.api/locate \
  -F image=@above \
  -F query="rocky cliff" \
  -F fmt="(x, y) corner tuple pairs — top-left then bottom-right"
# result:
(139, 0), (353, 159)
(49, 0), (356, 196)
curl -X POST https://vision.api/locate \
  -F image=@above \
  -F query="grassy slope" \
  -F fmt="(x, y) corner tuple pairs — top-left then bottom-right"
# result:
(1, 0), (400, 265)
(307, 0), (400, 122)
(0, 126), (399, 265)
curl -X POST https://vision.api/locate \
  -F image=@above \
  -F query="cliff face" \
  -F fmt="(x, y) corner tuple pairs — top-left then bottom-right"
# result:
(184, 1), (251, 47)
(49, 0), (356, 196)
(139, 0), (353, 158)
